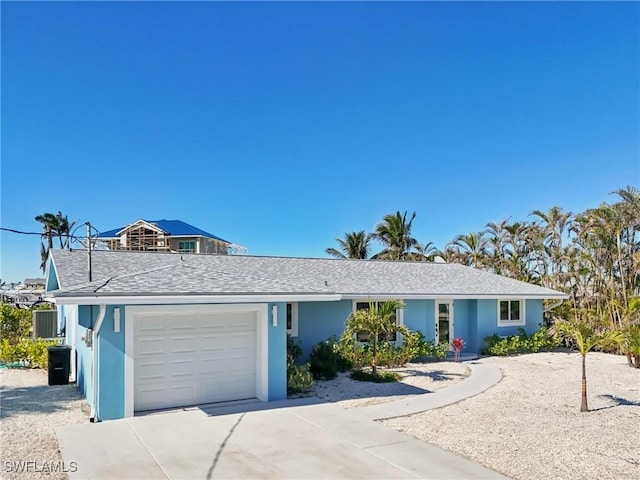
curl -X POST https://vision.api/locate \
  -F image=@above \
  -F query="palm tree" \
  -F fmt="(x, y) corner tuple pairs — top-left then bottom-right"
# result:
(325, 231), (372, 259)
(447, 232), (488, 268)
(35, 211), (76, 272)
(372, 211), (418, 260)
(554, 318), (624, 411)
(407, 241), (440, 262)
(341, 300), (408, 375)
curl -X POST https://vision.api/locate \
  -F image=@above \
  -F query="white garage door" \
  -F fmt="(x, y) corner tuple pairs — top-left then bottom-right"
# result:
(134, 311), (257, 412)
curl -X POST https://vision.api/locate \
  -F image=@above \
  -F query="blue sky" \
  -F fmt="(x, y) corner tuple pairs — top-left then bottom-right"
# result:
(1, 1), (638, 283)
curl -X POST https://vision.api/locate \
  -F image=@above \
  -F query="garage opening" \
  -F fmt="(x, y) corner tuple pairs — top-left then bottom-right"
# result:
(132, 309), (259, 412)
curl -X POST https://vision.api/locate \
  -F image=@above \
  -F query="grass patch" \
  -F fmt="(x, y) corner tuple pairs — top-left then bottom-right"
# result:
(350, 369), (400, 383)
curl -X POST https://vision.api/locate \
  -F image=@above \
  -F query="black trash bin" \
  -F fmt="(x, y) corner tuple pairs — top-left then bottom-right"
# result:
(47, 345), (71, 386)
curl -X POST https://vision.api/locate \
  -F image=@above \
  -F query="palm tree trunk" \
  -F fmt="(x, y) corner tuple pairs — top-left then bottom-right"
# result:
(580, 354), (589, 412)
(371, 338), (377, 376)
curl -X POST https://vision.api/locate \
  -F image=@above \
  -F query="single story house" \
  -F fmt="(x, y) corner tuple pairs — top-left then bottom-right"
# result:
(45, 249), (566, 421)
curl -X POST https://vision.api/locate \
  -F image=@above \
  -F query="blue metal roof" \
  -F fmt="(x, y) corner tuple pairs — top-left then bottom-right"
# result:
(96, 220), (229, 243)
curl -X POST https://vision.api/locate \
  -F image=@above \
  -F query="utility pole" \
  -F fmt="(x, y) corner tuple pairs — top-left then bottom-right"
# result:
(86, 222), (92, 282)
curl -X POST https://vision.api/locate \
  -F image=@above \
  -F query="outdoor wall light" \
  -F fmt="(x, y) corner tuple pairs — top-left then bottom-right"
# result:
(272, 305), (277, 327)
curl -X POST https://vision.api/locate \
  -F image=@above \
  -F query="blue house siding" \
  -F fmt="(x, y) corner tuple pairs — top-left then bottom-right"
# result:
(452, 300), (471, 352)
(296, 300), (353, 357)
(403, 300), (435, 340)
(268, 302), (287, 401)
(97, 305), (126, 420)
(474, 299), (544, 352)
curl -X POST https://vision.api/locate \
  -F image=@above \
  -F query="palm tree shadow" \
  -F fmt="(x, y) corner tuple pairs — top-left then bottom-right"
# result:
(591, 394), (640, 411)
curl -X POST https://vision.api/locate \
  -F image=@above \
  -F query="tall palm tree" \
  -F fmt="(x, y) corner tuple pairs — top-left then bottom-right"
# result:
(35, 211), (75, 272)
(325, 231), (372, 259)
(407, 241), (441, 262)
(447, 232), (488, 268)
(554, 318), (624, 412)
(373, 211), (418, 260)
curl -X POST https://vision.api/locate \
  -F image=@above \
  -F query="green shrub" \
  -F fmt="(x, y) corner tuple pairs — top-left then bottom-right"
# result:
(334, 338), (371, 370)
(0, 305), (33, 344)
(0, 338), (56, 368)
(287, 334), (314, 394)
(309, 336), (349, 380)
(484, 327), (560, 356)
(287, 363), (314, 393)
(429, 341), (451, 360)
(350, 369), (400, 383)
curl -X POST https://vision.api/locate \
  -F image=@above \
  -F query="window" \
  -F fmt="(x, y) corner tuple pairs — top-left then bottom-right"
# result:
(286, 303), (298, 337)
(352, 300), (401, 343)
(178, 241), (196, 253)
(498, 299), (525, 326)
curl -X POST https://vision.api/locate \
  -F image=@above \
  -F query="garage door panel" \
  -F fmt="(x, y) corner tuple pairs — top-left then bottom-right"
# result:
(134, 310), (258, 412)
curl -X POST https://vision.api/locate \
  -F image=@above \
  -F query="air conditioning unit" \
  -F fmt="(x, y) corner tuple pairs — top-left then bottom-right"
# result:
(32, 310), (58, 339)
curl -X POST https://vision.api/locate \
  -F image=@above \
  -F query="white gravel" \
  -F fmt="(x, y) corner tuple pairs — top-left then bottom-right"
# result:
(0, 368), (88, 480)
(309, 361), (471, 408)
(382, 352), (640, 480)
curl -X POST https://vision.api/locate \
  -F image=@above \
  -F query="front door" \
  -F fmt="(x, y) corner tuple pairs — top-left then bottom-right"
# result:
(436, 301), (453, 344)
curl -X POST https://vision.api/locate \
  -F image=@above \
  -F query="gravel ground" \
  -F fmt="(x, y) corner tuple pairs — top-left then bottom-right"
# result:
(309, 361), (471, 408)
(0, 368), (88, 480)
(383, 352), (640, 480)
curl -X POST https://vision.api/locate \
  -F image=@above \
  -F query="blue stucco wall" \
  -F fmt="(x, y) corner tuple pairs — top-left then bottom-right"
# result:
(403, 300), (435, 340)
(475, 299), (544, 352)
(75, 306), (96, 406)
(97, 305), (126, 420)
(268, 302), (287, 401)
(452, 300), (471, 352)
(296, 300), (353, 357)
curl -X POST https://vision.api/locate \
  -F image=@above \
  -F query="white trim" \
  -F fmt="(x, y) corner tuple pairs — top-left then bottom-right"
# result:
(54, 294), (341, 305)
(90, 304), (107, 420)
(116, 219), (165, 236)
(257, 305), (269, 402)
(435, 300), (454, 344)
(124, 309), (134, 418)
(497, 299), (526, 327)
(69, 305), (77, 382)
(124, 303), (269, 415)
(286, 302), (298, 337)
(344, 293), (567, 300)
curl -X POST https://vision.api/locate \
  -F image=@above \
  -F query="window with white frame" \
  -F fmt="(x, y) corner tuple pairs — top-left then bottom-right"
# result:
(286, 303), (298, 337)
(353, 301), (402, 342)
(497, 299), (525, 326)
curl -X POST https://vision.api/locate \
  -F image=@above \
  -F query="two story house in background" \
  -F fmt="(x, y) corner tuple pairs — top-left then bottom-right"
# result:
(95, 219), (231, 254)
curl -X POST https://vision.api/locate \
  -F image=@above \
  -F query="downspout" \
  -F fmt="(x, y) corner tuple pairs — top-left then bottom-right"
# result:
(90, 304), (106, 422)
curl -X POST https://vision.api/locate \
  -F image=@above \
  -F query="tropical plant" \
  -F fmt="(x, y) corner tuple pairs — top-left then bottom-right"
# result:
(553, 318), (625, 412)
(0, 304), (33, 344)
(286, 335), (313, 394)
(35, 211), (76, 272)
(372, 211), (418, 260)
(340, 300), (408, 375)
(309, 337), (350, 379)
(450, 337), (465, 361)
(325, 231), (372, 259)
(620, 324), (640, 368)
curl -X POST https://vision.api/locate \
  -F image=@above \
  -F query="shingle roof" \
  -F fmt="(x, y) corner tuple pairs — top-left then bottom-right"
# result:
(49, 249), (567, 299)
(96, 220), (229, 243)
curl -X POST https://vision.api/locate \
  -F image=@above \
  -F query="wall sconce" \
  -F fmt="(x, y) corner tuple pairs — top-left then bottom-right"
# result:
(271, 305), (277, 327)
(114, 307), (121, 333)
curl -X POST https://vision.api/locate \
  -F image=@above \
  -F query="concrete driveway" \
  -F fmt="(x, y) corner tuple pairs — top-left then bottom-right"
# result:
(56, 398), (505, 479)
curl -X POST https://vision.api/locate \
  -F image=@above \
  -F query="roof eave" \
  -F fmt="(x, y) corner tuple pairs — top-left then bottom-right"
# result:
(52, 293), (342, 305)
